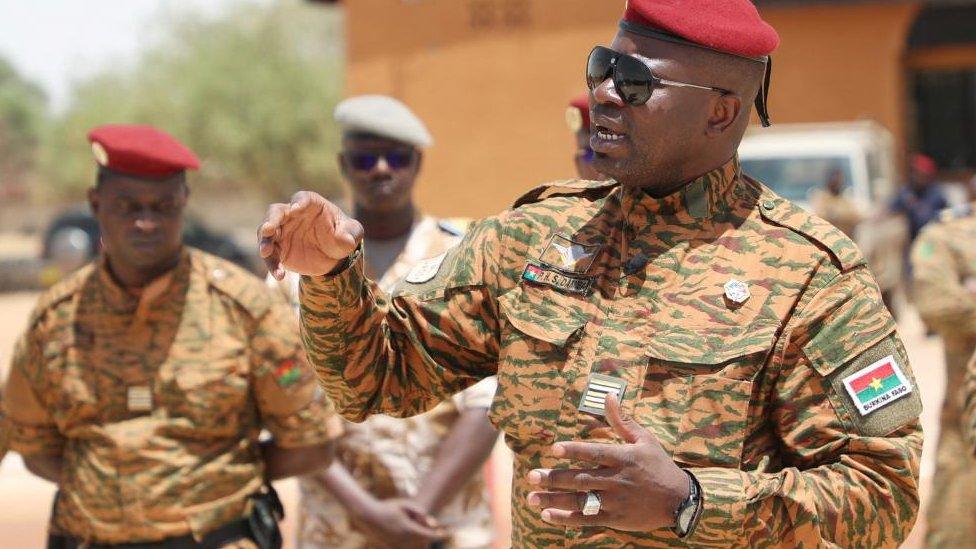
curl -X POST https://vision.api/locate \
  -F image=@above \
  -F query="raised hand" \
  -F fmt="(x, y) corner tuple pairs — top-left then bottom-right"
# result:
(258, 191), (364, 279)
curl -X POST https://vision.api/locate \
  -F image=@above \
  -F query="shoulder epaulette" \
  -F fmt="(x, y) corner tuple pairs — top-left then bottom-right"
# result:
(750, 179), (865, 272)
(437, 218), (472, 237)
(938, 203), (975, 223)
(29, 263), (95, 327)
(512, 179), (618, 209)
(192, 249), (273, 318)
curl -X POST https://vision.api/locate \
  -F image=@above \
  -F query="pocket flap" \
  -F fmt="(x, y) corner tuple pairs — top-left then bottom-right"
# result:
(646, 322), (780, 365)
(497, 285), (587, 346)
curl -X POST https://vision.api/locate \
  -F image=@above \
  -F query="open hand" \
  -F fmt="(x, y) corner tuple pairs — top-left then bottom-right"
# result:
(258, 191), (364, 279)
(526, 395), (691, 532)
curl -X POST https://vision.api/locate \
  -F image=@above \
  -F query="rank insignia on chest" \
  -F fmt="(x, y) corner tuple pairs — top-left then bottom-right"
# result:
(540, 234), (601, 274)
(578, 374), (628, 416)
(127, 385), (153, 412)
(841, 355), (913, 416)
(522, 263), (593, 295)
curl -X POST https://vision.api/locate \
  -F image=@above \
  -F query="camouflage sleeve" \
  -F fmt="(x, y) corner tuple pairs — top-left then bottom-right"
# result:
(3, 330), (66, 456)
(300, 216), (505, 421)
(686, 267), (922, 547)
(963, 350), (976, 455)
(250, 293), (343, 448)
(912, 224), (976, 335)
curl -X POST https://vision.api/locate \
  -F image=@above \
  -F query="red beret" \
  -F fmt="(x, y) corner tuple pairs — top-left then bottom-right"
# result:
(622, 0), (780, 59)
(565, 94), (591, 133)
(911, 154), (938, 176)
(87, 125), (200, 179)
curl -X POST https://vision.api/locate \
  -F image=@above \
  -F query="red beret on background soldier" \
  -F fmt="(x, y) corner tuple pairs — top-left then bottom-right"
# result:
(4, 125), (340, 548)
(261, 0), (923, 546)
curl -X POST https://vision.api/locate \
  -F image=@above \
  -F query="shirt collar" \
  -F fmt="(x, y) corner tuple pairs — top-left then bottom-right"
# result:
(97, 249), (190, 314)
(621, 156), (742, 221)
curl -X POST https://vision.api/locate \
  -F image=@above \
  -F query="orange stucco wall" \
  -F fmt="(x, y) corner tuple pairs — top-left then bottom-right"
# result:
(761, 2), (921, 169)
(343, 1), (922, 218)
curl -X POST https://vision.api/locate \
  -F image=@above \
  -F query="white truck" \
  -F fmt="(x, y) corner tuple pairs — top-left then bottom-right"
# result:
(738, 121), (907, 304)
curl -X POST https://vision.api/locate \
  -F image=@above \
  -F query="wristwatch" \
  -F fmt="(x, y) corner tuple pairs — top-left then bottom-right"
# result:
(673, 469), (703, 538)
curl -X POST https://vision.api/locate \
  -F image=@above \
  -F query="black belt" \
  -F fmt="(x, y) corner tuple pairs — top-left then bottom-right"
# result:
(47, 518), (252, 549)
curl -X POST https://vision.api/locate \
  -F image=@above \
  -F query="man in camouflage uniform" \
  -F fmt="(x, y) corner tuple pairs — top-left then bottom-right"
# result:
(912, 201), (976, 547)
(260, 1), (924, 546)
(4, 125), (340, 548)
(276, 96), (500, 549)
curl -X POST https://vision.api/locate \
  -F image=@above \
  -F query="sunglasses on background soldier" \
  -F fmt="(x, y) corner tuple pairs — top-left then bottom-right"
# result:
(345, 150), (416, 171)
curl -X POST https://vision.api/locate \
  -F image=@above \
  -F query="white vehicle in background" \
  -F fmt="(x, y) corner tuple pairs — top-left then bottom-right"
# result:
(739, 121), (908, 305)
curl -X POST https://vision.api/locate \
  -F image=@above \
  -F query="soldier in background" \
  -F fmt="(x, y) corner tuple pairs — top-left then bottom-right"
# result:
(810, 167), (862, 239)
(892, 153), (948, 245)
(566, 94), (605, 181)
(912, 199), (976, 548)
(4, 125), (339, 548)
(276, 96), (500, 549)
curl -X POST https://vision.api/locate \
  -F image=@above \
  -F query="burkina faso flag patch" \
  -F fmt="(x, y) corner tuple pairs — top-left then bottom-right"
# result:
(841, 355), (912, 416)
(274, 359), (303, 388)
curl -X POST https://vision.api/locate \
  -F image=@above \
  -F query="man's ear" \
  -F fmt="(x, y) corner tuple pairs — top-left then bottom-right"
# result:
(87, 186), (99, 215)
(705, 94), (742, 137)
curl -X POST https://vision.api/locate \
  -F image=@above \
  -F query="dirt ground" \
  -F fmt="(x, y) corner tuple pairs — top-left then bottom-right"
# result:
(0, 289), (945, 548)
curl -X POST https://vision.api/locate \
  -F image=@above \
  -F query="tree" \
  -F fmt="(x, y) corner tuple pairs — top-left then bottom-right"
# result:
(40, 0), (344, 201)
(0, 57), (47, 199)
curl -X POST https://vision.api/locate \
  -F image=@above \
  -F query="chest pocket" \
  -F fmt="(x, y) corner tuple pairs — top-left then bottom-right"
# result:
(163, 343), (251, 439)
(42, 338), (101, 433)
(636, 322), (779, 469)
(489, 285), (587, 451)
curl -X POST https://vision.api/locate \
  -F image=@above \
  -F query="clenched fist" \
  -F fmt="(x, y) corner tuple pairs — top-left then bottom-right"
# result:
(258, 191), (364, 279)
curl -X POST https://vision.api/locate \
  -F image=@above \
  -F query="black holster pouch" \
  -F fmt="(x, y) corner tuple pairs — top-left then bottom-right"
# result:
(247, 484), (284, 549)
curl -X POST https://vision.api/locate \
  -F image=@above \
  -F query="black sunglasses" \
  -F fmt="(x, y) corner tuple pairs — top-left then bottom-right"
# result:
(586, 46), (732, 106)
(346, 150), (415, 171)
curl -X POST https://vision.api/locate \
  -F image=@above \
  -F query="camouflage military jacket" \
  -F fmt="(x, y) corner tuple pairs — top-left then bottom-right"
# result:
(912, 203), (976, 353)
(4, 248), (339, 544)
(300, 158), (923, 548)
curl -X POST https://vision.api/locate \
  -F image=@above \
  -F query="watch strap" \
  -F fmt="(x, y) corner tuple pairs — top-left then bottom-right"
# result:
(673, 469), (704, 538)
